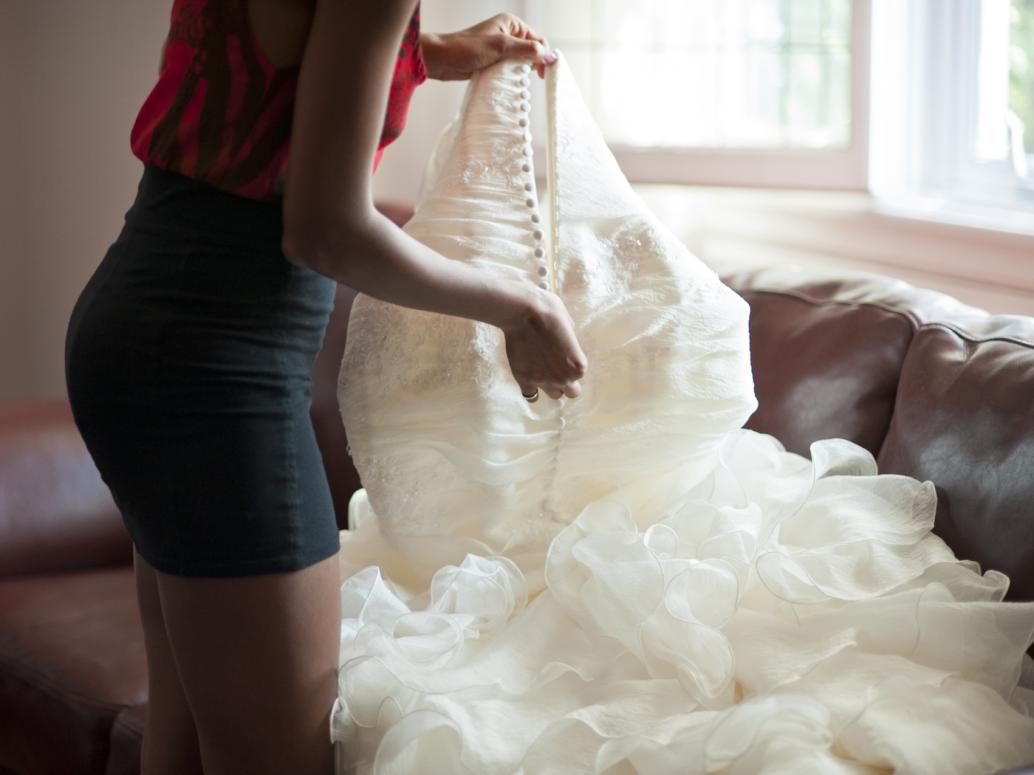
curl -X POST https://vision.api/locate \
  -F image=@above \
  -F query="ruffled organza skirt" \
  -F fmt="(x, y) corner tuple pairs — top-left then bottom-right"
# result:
(329, 428), (1034, 774)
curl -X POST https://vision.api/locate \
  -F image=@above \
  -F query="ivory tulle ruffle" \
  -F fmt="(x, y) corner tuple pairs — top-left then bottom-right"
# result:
(330, 428), (1034, 774)
(331, 54), (1034, 773)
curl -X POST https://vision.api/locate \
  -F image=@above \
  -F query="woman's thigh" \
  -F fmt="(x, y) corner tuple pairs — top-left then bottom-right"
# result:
(154, 551), (341, 775)
(133, 547), (204, 775)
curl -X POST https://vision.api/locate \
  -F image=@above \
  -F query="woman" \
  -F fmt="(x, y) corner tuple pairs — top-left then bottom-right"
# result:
(64, 1), (587, 773)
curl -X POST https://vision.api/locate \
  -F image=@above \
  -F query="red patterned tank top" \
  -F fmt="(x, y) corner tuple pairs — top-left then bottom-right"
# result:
(130, 0), (426, 203)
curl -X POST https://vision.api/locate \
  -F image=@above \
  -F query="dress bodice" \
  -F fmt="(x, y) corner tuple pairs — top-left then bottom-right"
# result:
(337, 55), (758, 553)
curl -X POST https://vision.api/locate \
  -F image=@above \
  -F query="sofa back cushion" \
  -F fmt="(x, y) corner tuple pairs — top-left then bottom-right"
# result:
(878, 320), (1034, 601)
(719, 267), (919, 459)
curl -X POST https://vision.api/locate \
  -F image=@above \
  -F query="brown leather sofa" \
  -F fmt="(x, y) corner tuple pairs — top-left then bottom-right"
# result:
(2, 249), (1034, 774)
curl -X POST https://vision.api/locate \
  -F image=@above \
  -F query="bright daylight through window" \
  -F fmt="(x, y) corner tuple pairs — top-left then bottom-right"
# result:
(533, 0), (1034, 227)
(538, 0), (852, 149)
(528, 0), (866, 188)
(1003, 0), (1033, 180)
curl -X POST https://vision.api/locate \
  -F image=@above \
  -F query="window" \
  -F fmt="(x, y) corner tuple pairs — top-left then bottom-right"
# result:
(869, 0), (1034, 231)
(1010, 0), (1034, 164)
(523, 0), (1032, 229)
(979, 0), (1034, 184)
(525, 0), (870, 188)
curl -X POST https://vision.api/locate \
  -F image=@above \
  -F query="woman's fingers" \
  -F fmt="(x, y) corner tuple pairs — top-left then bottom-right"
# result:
(422, 12), (556, 81)
(516, 373), (582, 402)
(497, 35), (556, 75)
(521, 380), (581, 402)
(494, 13), (555, 78)
(498, 12), (548, 46)
(497, 35), (543, 60)
(517, 381), (538, 398)
(503, 283), (586, 404)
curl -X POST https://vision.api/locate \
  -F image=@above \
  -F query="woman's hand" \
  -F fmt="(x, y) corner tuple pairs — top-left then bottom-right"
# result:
(421, 13), (557, 81)
(500, 282), (587, 401)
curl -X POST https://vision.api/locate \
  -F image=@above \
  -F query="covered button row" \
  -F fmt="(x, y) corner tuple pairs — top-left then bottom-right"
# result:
(515, 65), (548, 289)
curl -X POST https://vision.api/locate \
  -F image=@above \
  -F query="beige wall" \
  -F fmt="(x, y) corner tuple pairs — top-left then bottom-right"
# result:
(2, 1), (170, 402)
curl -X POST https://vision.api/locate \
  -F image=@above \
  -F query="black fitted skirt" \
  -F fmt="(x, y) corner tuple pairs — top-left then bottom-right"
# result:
(64, 164), (341, 577)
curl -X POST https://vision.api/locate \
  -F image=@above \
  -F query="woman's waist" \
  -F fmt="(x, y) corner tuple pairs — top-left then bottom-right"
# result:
(124, 164), (286, 250)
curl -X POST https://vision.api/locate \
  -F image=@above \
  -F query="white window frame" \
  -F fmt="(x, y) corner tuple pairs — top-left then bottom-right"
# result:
(869, 0), (1034, 232)
(523, 0), (871, 190)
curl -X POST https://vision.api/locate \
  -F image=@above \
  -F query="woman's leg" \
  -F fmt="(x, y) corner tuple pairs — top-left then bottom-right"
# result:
(154, 551), (342, 775)
(133, 547), (205, 775)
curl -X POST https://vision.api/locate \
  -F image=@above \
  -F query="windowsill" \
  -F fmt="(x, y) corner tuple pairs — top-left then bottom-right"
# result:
(870, 195), (1034, 240)
(630, 183), (1034, 316)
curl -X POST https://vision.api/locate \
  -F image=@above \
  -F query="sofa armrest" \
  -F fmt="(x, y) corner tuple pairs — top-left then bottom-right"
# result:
(0, 398), (132, 576)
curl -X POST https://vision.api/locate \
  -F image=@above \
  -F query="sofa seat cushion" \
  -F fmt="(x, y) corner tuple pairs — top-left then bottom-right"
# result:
(0, 400), (132, 576)
(105, 703), (145, 775)
(0, 566), (145, 775)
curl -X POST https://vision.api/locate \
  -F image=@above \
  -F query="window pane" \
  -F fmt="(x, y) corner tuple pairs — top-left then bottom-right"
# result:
(787, 48), (850, 146)
(1011, 0), (1034, 155)
(824, 0), (852, 45)
(726, 48), (787, 146)
(788, 0), (826, 45)
(539, 0), (853, 149)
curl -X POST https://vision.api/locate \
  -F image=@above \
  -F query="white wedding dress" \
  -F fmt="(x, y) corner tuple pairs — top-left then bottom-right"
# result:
(329, 55), (1034, 774)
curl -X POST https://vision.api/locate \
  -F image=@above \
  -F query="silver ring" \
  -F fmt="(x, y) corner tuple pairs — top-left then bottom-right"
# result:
(522, 388), (539, 403)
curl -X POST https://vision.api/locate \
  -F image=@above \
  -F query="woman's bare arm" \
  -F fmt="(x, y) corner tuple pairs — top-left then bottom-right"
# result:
(282, 1), (586, 398)
(282, 1), (541, 331)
